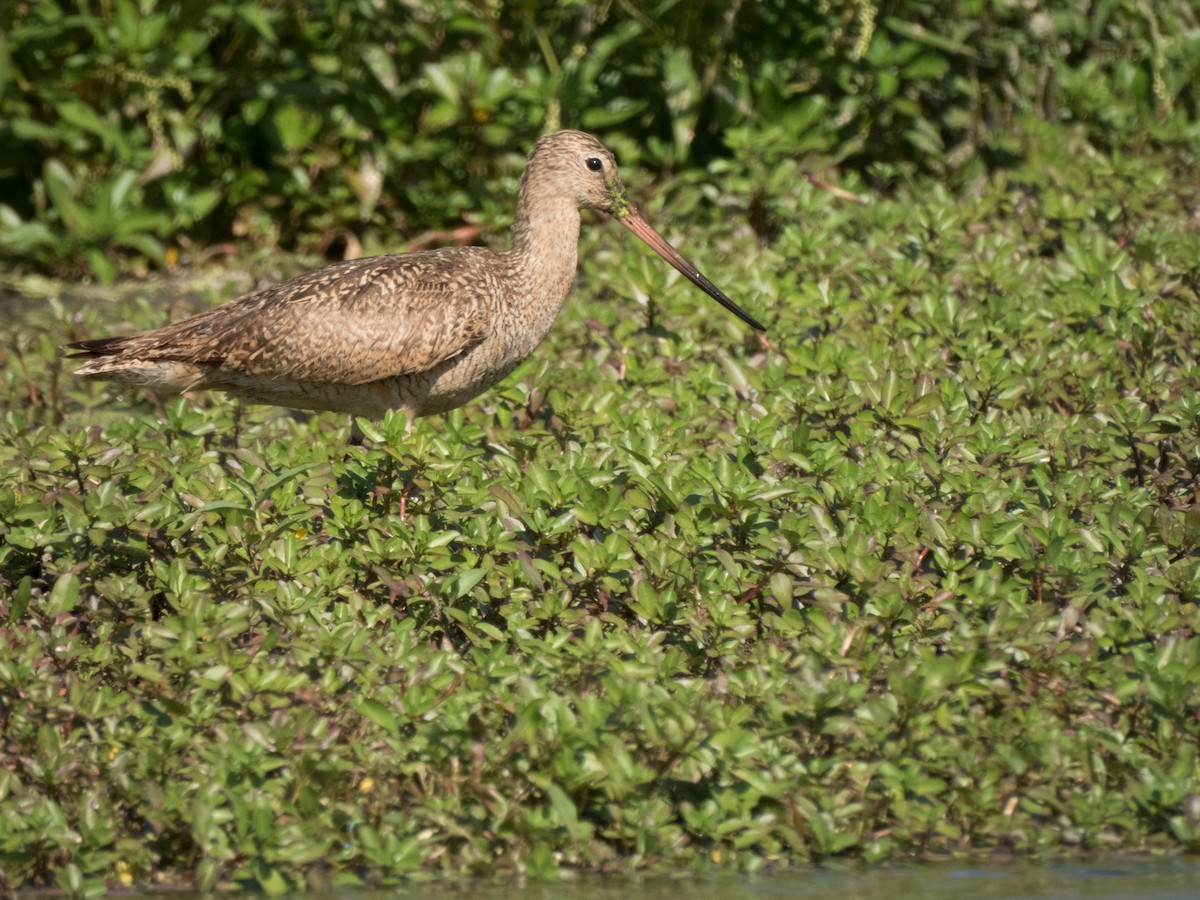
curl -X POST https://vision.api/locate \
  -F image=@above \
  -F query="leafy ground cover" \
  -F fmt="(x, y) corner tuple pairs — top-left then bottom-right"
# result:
(3, 1), (1197, 279)
(1, 119), (1199, 894)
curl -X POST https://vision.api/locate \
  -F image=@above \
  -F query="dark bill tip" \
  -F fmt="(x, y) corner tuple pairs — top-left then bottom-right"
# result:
(616, 205), (766, 332)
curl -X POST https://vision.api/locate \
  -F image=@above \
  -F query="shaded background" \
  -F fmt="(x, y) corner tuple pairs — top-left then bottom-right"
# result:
(1, 0), (1197, 279)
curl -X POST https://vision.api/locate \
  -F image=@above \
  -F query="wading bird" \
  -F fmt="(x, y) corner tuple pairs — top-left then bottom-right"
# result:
(68, 130), (765, 419)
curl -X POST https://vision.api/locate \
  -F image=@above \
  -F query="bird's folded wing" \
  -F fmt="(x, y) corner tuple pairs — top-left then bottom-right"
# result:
(124, 252), (494, 385)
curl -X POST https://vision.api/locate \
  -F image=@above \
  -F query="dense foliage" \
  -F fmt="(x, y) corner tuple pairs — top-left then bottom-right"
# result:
(2, 0), (1199, 894)
(1, 0), (1198, 278)
(2, 113), (1199, 891)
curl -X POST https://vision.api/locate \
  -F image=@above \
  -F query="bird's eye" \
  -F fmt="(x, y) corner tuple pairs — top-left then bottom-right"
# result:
(585, 156), (603, 172)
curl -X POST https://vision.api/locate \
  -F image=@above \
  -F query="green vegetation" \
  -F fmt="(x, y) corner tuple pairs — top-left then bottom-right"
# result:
(3, 118), (1199, 892)
(2, 0), (1198, 279)
(2, 0), (1200, 895)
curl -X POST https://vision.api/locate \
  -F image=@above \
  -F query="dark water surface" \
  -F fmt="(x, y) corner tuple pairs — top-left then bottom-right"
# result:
(459, 860), (1192, 900)
(122, 858), (1197, 900)
(360, 860), (1193, 899)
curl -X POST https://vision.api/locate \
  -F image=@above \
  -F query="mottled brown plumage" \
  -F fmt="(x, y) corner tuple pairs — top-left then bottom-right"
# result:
(68, 130), (764, 419)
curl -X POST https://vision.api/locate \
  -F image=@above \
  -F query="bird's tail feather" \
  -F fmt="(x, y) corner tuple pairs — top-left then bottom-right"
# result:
(63, 337), (132, 359)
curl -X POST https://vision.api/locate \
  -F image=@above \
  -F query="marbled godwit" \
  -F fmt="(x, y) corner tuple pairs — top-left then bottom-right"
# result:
(67, 131), (765, 419)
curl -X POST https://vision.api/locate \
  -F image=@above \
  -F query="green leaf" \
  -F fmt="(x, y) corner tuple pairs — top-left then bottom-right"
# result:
(356, 698), (399, 736)
(448, 567), (487, 599)
(252, 858), (290, 897)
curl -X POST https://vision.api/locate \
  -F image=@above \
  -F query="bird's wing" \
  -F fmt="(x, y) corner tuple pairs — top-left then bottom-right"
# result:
(121, 251), (495, 385)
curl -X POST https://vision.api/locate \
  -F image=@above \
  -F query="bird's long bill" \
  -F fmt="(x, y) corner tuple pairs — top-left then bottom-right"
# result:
(617, 205), (766, 332)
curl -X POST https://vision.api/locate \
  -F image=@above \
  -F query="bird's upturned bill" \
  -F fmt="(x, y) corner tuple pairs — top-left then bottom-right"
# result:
(617, 206), (766, 332)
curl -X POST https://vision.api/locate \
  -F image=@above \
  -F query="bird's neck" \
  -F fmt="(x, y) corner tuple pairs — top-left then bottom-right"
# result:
(505, 185), (583, 333)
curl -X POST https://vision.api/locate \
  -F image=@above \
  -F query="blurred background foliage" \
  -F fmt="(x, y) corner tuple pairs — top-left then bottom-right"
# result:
(0, 0), (1197, 280)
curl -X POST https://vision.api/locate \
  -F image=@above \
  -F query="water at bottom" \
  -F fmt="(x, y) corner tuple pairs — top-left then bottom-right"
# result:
(320, 858), (1198, 900)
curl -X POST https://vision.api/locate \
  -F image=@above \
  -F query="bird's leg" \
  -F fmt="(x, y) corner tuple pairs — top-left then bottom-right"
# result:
(380, 453), (397, 518)
(231, 401), (244, 449)
(379, 464), (418, 524)
(398, 476), (413, 522)
(391, 412), (415, 522)
(363, 409), (415, 521)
